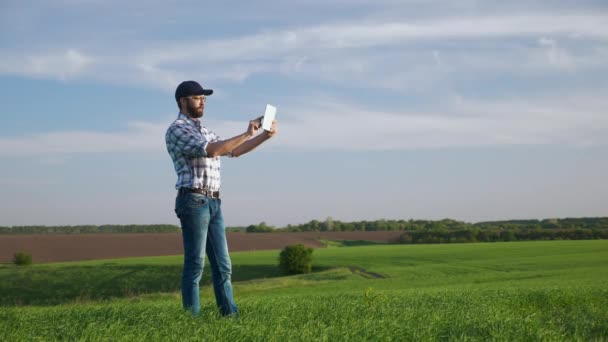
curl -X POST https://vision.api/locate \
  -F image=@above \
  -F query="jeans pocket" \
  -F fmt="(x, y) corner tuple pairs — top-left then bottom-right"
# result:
(187, 194), (207, 208)
(175, 194), (207, 218)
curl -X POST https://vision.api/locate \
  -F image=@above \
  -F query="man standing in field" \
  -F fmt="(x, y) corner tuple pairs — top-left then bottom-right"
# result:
(165, 80), (277, 316)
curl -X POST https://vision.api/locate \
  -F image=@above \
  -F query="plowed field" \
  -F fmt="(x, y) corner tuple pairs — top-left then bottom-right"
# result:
(0, 231), (403, 263)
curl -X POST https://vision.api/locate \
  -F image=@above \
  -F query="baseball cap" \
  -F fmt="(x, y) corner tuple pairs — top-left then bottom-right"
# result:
(175, 80), (213, 101)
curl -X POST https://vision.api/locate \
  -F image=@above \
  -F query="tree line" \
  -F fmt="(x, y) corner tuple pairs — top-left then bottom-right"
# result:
(2, 217), (608, 243)
(245, 217), (608, 233)
(244, 217), (608, 244)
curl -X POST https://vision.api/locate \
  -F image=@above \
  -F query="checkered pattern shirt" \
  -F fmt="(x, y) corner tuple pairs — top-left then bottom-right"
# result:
(165, 113), (224, 191)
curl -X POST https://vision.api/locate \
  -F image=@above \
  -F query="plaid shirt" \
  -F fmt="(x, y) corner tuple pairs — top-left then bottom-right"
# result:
(165, 113), (224, 191)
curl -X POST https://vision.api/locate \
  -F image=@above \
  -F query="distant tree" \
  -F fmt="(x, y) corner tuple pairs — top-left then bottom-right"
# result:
(246, 222), (274, 233)
(321, 217), (334, 231)
(476, 230), (490, 242)
(13, 251), (32, 266)
(501, 230), (517, 242)
(541, 219), (561, 229)
(279, 244), (313, 275)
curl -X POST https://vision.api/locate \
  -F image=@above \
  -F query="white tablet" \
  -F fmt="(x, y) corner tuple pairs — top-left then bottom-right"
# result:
(261, 104), (277, 131)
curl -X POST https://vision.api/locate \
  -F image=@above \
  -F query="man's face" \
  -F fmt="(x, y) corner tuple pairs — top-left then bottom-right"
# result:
(184, 96), (205, 118)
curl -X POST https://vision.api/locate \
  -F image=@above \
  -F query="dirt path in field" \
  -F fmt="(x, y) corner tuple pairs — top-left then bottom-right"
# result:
(347, 266), (386, 279)
(0, 231), (404, 263)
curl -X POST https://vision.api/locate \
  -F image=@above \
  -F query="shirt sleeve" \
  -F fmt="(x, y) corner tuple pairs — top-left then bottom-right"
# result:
(208, 129), (221, 143)
(166, 122), (208, 158)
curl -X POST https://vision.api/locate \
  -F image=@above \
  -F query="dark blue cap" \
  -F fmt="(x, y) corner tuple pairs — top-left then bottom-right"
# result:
(175, 80), (213, 101)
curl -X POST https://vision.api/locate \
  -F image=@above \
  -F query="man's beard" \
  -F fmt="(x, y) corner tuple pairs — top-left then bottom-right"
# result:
(187, 102), (203, 118)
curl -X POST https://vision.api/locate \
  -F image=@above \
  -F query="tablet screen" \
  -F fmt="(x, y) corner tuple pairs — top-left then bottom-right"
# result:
(262, 104), (277, 131)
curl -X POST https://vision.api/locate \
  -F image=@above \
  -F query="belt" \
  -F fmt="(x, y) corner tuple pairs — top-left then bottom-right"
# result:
(178, 188), (220, 198)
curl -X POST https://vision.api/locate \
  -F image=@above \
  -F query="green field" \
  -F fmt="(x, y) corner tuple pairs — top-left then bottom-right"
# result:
(1, 240), (607, 341)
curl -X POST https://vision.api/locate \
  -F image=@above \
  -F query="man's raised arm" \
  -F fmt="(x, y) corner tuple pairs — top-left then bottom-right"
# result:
(205, 120), (260, 157)
(230, 120), (278, 157)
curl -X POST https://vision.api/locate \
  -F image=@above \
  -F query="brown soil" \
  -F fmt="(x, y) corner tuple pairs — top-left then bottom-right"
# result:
(0, 231), (404, 263)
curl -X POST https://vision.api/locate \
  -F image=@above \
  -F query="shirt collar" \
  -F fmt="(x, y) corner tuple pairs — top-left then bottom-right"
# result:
(178, 112), (201, 128)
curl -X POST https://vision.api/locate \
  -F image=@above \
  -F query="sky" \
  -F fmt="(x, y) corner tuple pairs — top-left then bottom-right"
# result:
(1, 0), (607, 227)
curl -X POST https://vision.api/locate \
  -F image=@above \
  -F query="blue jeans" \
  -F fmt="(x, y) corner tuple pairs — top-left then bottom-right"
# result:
(174, 193), (238, 316)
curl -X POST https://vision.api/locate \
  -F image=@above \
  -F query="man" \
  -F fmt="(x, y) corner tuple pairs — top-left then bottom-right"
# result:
(165, 80), (277, 316)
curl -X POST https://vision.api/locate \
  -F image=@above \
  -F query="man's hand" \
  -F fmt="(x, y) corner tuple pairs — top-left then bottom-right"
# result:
(230, 120), (278, 157)
(247, 119), (261, 137)
(263, 120), (278, 138)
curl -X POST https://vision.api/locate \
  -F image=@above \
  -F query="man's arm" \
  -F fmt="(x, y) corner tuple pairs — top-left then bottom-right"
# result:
(206, 120), (260, 157)
(230, 120), (278, 157)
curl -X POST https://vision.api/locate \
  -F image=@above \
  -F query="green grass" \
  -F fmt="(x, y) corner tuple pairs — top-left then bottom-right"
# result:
(1, 240), (608, 341)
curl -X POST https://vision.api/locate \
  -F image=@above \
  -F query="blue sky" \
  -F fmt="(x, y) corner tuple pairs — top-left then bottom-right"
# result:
(1, 0), (607, 227)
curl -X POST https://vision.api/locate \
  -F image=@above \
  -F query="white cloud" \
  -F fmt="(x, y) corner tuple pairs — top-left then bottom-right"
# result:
(261, 90), (608, 150)
(1, 13), (607, 91)
(0, 120), (166, 157)
(1, 89), (606, 157)
(138, 14), (608, 65)
(0, 49), (93, 81)
(0, 8), (606, 154)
